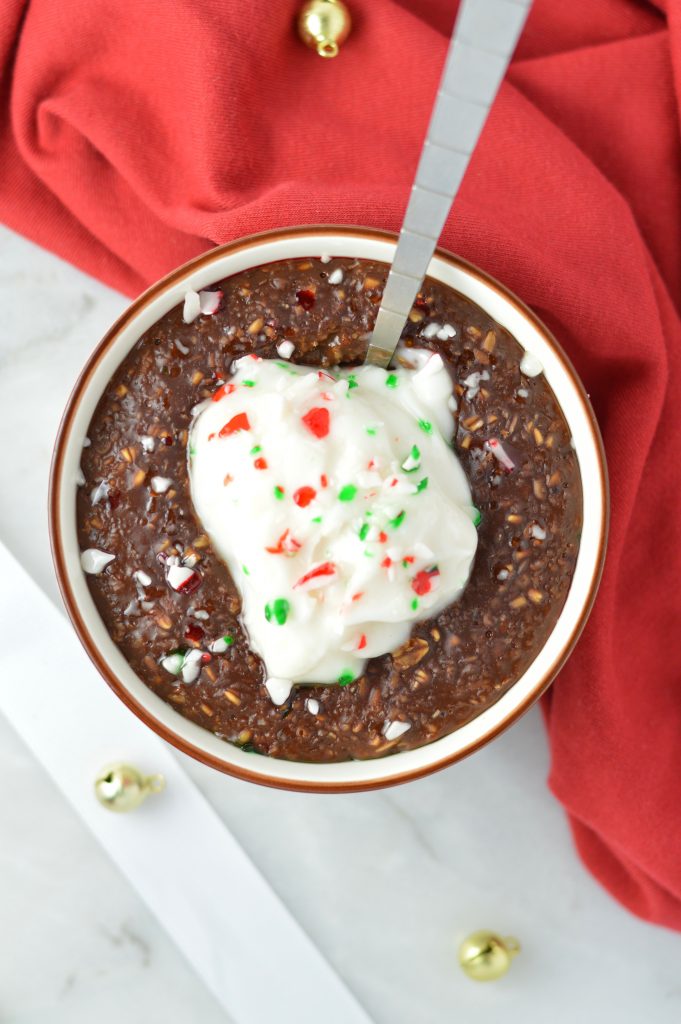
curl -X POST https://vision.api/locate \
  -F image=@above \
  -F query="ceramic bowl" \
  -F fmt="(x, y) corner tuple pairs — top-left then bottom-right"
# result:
(50, 226), (608, 792)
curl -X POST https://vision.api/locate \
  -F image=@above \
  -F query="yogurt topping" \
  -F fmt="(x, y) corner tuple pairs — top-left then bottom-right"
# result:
(188, 353), (478, 686)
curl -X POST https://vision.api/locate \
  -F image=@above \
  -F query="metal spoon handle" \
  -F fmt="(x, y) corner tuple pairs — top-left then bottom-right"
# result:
(365, 0), (532, 367)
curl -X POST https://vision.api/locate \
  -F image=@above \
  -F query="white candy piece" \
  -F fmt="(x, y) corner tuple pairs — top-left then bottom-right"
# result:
(265, 677), (293, 706)
(166, 565), (197, 592)
(75, 467), (85, 486)
(90, 480), (109, 505)
(437, 324), (456, 341)
(174, 338), (190, 355)
(82, 437), (91, 448)
(81, 549), (115, 575)
(133, 569), (152, 587)
(182, 289), (201, 324)
(327, 268), (344, 285)
(188, 354), (478, 687)
(531, 524), (547, 541)
(520, 351), (543, 377)
(383, 720), (411, 741)
(306, 698), (320, 715)
(199, 289), (223, 315)
(161, 652), (184, 676)
(140, 436), (155, 452)
(320, 253), (332, 263)
(151, 476), (173, 494)
(277, 340), (295, 360)
(181, 649), (203, 684)
(421, 322), (441, 339)
(209, 636), (233, 653)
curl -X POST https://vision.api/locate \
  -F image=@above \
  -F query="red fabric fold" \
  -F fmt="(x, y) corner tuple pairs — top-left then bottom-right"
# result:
(2, 0), (680, 929)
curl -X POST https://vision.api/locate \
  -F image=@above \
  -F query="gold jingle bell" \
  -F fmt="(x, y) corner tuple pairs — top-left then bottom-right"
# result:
(94, 763), (165, 813)
(458, 930), (521, 982)
(298, 0), (351, 58)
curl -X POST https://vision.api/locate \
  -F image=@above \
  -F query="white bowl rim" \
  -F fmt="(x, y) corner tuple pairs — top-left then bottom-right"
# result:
(49, 225), (608, 793)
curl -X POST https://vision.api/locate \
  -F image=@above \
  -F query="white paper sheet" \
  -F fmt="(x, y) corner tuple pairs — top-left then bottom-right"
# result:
(0, 542), (373, 1024)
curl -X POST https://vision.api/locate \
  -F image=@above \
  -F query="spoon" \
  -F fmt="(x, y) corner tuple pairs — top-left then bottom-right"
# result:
(365, 0), (533, 368)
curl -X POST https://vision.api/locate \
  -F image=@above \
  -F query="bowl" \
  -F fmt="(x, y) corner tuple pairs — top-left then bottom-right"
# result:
(50, 226), (608, 792)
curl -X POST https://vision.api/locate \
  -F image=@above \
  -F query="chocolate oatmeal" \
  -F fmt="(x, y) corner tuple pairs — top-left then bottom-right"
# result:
(76, 256), (582, 762)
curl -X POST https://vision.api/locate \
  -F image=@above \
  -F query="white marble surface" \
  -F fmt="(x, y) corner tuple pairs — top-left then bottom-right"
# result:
(0, 224), (679, 1023)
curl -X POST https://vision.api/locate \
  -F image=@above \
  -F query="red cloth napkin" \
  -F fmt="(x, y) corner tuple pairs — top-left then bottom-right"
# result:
(2, 0), (680, 928)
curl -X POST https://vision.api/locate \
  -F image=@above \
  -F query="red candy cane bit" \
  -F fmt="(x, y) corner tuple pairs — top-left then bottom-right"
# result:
(201, 652), (212, 663)
(223, 473), (233, 486)
(381, 556), (392, 568)
(301, 407), (330, 439)
(208, 432), (216, 441)
(219, 412), (251, 437)
(378, 531), (388, 543)
(184, 622), (204, 644)
(293, 486), (317, 508)
(317, 370), (335, 382)
(357, 634), (367, 651)
(390, 478), (398, 488)
(254, 457), (268, 470)
(320, 474), (328, 488)
(352, 591), (364, 602)
(411, 567), (440, 596)
(403, 555), (415, 565)
(294, 562), (337, 589)
(265, 529), (302, 556)
(212, 382), (236, 402)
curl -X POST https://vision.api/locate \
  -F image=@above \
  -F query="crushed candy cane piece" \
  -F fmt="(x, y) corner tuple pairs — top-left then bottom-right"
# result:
(277, 340), (295, 359)
(166, 564), (201, 594)
(383, 719), (411, 741)
(306, 698), (320, 715)
(520, 351), (543, 377)
(199, 289), (223, 315)
(90, 480), (109, 505)
(151, 476), (173, 493)
(265, 677), (293, 705)
(485, 438), (515, 472)
(209, 635), (234, 653)
(183, 289), (201, 323)
(81, 549), (115, 575)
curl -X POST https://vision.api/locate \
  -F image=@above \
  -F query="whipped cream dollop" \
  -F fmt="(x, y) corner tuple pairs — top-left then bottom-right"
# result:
(188, 352), (478, 688)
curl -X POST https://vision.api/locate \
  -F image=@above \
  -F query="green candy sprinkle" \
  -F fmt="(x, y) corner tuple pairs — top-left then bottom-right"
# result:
(401, 444), (421, 473)
(311, 516), (323, 524)
(265, 598), (290, 625)
(242, 565), (250, 575)
(389, 510), (406, 529)
(338, 484), (357, 502)
(223, 635), (235, 646)
(274, 485), (285, 500)
(416, 477), (429, 493)
(366, 427), (377, 436)
(418, 419), (433, 434)
(358, 523), (370, 541)
(473, 507), (482, 527)
(364, 549), (374, 558)
(346, 375), (358, 391)
(385, 374), (398, 388)
(189, 445), (197, 457)
(411, 598), (419, 611)
(338, 671), (355, 686)
(250, 445), (262, 455)
(242, 380), (256, 387)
